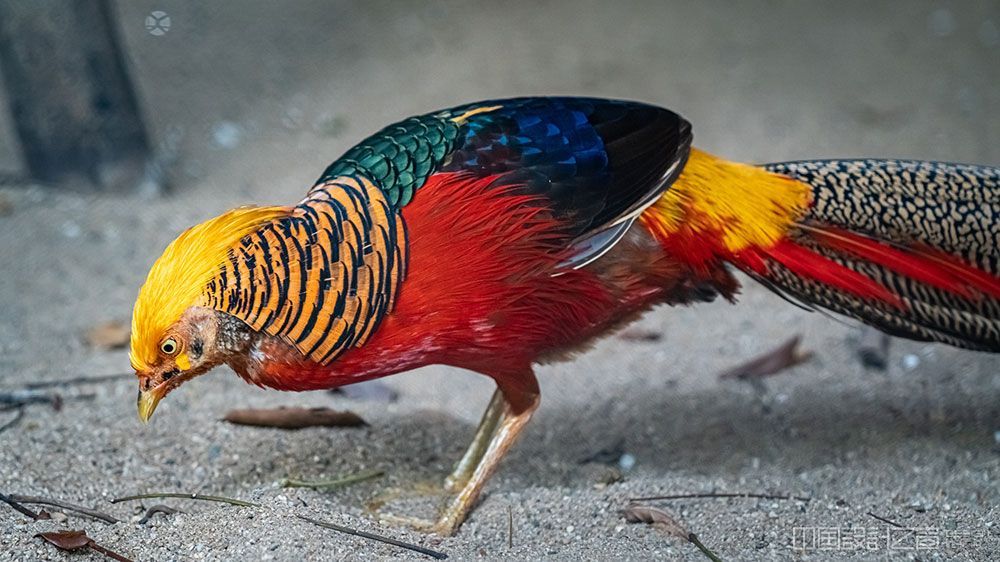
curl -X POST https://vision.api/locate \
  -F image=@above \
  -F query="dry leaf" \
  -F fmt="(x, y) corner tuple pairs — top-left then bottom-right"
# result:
(223, 407), (366, 429)
(622, 504), (690, 540)
(623, 504), (725, 561)
(36, 530), (92, 551)
(84, 321), (130, 350)
(718, 335), (813, 380)
(36, 530), (133, 561)
(618, 329), (663, 342)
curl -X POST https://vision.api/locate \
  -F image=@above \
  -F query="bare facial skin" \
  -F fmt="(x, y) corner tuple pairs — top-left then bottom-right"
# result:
(134, 307), (250, 421)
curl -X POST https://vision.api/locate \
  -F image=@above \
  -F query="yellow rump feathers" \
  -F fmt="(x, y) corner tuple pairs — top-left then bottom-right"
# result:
(130, 205), (289, 371)
(641, 148), (812, 252)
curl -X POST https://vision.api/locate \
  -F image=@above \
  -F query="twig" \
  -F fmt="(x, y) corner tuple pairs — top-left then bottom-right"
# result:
(87, 541), (134, 562)
(507, 505), (513, 549)
(281, 469), (384, 490)
(0, 492), (42, 519)
(630, 492), (811, 502)
(296, 514), (447, 560)
(9, 495), (119, 523)
(0, 390), (94, 410)
(137, 505), (182, 524)
(36, 530), (134, 562)
(0, 390), (60, 408)
(23, 373), (131, 389)
(866, 511), (905, 528)
(0, 407), (24, 434)
(688, 533), (723, 562)
(111, 492), (260, 508)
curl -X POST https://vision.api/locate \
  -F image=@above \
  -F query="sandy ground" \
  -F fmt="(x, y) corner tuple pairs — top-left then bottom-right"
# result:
(1, 1), (999, 560)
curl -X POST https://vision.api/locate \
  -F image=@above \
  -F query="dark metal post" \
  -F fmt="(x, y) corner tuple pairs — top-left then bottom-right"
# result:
(0, 0), (150, 187)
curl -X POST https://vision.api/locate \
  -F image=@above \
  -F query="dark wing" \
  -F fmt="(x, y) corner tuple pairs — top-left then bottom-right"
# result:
(317, 97), (692, 265)
(439, 98), (691, 239)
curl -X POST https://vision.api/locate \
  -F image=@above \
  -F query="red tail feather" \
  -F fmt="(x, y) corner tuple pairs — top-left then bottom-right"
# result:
(763, 239), (906, 310)
(805, 226), (978, 300)
(915, 245), (1000, 300)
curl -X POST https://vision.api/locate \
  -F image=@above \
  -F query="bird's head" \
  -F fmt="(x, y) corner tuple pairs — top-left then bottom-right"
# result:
(130, 205), (288, 422)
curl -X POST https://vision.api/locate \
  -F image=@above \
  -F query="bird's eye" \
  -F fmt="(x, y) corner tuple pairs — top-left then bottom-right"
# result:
(160, 338), (179, 356)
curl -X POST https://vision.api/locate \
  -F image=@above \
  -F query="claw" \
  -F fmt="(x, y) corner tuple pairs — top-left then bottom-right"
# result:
(376, 513), (438, 533)
(365, 481), (447, 512)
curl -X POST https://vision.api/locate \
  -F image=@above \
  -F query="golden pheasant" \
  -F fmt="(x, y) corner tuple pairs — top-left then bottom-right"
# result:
(130, 97), (999, 535)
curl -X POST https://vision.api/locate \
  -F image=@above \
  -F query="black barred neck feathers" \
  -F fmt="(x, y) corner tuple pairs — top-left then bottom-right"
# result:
(130, 206), (289, 372)
(200, 175), (408, 366)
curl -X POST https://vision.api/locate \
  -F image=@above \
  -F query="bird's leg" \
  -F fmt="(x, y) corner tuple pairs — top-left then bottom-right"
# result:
(444, 388), (505, 492)
(378, 371), (540, 536)
(430, 384), (539, 536)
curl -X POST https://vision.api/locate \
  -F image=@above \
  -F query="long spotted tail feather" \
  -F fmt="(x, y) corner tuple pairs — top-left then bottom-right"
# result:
(743, 160), (1000, 351)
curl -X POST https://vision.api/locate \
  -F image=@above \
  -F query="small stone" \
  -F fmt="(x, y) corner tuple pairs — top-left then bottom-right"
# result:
(60, 221), (82, 239)
(212, 122), (243, 149)
(595, 467), (624, 489)
(618, 453), (636, 472)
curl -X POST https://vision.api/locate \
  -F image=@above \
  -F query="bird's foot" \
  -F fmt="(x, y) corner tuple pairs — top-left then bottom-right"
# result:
(366, 481), (466, 536)
(364, 480), (448, 512)
(367, 384), (538, 537)
(376, 513), (439, 534)
(376, 507), (462, 536)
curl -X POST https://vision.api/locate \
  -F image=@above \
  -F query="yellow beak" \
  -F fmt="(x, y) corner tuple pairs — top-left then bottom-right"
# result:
(137, 386), (165, 422)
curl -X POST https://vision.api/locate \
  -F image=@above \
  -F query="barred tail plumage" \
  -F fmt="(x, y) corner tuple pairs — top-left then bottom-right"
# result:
(746, 160), (1000, 351)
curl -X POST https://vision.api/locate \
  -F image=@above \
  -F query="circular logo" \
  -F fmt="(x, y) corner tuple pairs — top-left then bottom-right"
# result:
(145, 11), (171, 36)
